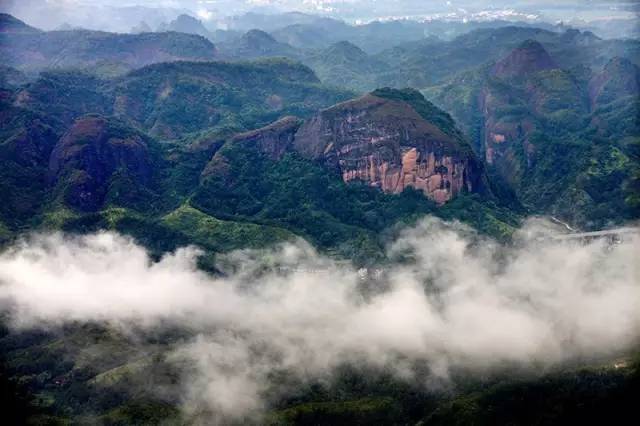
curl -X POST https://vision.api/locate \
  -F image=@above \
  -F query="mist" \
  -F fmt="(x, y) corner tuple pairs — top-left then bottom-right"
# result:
(1, 0), (636, 32)
(0, 218), (638, 420)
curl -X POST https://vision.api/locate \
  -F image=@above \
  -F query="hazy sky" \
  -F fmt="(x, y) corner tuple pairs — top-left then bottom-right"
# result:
(3, 0), (638, 20)
(1, 0), (637, 32)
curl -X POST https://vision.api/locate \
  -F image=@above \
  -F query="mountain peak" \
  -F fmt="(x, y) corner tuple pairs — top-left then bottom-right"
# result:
(324, 41), (367, 60)
(561, 28), (601, 45)
(174, 14), (201, 25)
(242, 29), (277, 45)
(160, 14), (211, 38)
(226, 29), (299, 59)
(493, 39), (557, 78)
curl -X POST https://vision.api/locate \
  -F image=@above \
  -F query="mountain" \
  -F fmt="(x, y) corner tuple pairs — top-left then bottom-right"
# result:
(219, 12), (346, 33)
(0, 74), (521, 334)
(271, 24), (336, 50)
(426, 41), (639, 229)
(218, 29), (301, 60)
(277, 26), (616, 94)
(48, 115), (158, 212)
(269, 17), (560, 54)
(492, 40), (558, 78)
(1, 72), (515, 260)
(588, 57), (640, 109)
(0, 12), (40, 34)
(0, 57), (354, 234)
(14, 59), (351, 139)
(130, 21), (152, 34)
(0, 15), (217, 74)
(202, 88), (485, 208)
(270, 18), (433, 53)
(193, 88), (510, 256)
(303, 41), (390, 92)
(1, 12), (636, 426)
(157, 14), (213, 39)
(363, 26), (638, 93)
(293, 89), (484, 205)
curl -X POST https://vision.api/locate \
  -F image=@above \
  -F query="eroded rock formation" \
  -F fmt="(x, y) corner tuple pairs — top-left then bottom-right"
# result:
(294, 93), (482, 204)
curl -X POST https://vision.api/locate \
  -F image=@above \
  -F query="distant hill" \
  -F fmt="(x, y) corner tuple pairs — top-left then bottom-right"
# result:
(217, 29), (301, 60)
(492, 39), (558, 78)
(14, 58), (351, 140)
(0, 14), (217, 74)
(303, 41), (390, 92)
(0, 13), (40, 34)
(330, 26), (637, 92)
(157, 14), (213, 39)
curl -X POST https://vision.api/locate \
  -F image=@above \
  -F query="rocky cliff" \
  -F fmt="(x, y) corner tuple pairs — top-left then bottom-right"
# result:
(293, 91), (483, 204)
(201, 90), (484, 205)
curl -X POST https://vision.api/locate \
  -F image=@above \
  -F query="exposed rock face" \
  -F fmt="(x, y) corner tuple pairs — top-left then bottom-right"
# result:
(492, 40), (557, 78)
(294, 94), (482, 204)
(201, 91), (483, 205)
(48, 115), (153, 211)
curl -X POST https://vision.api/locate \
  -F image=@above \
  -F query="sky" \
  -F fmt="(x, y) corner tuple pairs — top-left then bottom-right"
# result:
(1, 0), (638, 30)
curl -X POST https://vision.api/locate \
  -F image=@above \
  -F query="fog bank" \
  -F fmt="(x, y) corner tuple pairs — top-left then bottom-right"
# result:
(0, 218), (638, 419)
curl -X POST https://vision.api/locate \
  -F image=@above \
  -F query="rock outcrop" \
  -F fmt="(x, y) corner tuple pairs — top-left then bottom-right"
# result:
(293, 92), (483, 204)
(202, 90), (484, 205)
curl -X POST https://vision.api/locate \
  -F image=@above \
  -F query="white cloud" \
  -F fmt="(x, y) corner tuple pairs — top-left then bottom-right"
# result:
(0, 218), (638, 421)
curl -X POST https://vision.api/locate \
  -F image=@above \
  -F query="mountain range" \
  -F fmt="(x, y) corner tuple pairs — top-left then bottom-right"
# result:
(0, 11), (638, 426)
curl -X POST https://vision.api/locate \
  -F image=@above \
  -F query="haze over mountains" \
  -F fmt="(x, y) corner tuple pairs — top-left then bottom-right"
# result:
(0, 3), (639, 425)
(1, 0), (638, 39)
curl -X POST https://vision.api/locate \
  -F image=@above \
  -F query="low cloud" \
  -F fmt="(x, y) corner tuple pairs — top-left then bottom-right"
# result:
(0, 218), (638, 420)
